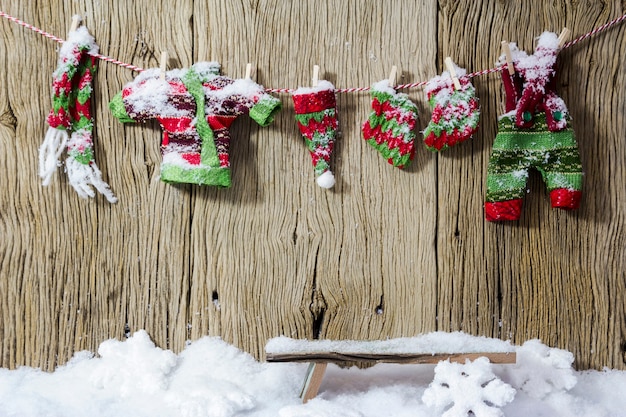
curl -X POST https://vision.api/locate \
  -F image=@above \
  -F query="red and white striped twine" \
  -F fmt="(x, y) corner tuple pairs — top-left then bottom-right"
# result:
(0, 11), (66, 43)
(563, 12), (626, 49)
(2, 10), (625, 93)
(91, 54), (144, 72)
(0, 11), (145, 72)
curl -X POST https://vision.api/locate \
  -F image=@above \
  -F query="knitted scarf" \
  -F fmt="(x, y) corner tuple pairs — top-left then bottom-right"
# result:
(39, 25), (116, 203)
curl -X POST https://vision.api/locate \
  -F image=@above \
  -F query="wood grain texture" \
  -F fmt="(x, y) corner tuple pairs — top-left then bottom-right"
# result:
(0, 0), (624, 371)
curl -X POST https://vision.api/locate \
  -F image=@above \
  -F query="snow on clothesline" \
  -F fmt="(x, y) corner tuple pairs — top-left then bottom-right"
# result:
(1, 10), (626, 93)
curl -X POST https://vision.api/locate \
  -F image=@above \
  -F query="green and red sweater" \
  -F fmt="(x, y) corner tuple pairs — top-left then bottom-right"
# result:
(110, 62), (281, 187)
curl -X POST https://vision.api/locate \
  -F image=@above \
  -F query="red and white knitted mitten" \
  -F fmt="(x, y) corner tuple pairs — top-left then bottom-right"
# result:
(423, 65), (480, 151)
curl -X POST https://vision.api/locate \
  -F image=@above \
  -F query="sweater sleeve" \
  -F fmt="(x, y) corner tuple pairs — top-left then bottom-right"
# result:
(249, 94), (282, 127)
(109, 91), (135, 123)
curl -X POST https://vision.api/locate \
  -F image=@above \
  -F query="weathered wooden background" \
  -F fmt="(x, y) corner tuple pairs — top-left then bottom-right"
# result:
(0, 0), (624, 371)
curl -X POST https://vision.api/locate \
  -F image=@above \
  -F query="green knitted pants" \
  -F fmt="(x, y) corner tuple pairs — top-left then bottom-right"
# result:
(485, 113), (583, 221)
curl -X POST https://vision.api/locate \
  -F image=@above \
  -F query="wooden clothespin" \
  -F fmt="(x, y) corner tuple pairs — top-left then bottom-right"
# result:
(501, 41), (515, 75)
(245, 63), (253, 80)
(387, 65), (397, 88)
(159, 51), (168, 81)
(312, 65), (320, 87)
(557, 27), (571, 48)
(444, 57), (461, 90)
(69, 15), (81, 33)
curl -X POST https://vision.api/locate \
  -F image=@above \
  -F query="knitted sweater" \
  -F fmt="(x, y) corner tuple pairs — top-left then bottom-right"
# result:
(110, 62), (281, 187)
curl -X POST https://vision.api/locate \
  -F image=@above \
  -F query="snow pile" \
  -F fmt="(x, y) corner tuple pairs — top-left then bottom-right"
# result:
(0, 330), (625, 417)
(122, 69), (190, 119)
(502, 339), (577, 398)
(266, 332), (515, 355)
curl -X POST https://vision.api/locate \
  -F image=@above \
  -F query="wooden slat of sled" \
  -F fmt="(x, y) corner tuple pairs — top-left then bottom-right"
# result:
(266, 351), (517, 364)
(267, 351), (516, 402)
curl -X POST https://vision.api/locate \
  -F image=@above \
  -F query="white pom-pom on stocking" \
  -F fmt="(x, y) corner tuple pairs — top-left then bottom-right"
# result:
(65, 157), (118, 203)
(39, 127), (69, 186)
(316, 171), (335, 189)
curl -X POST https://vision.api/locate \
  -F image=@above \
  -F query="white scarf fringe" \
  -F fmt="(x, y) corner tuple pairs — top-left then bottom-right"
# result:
(39, 127), (68, 186)
(39, 127), (117, 203)
(65, 158), (118, 203)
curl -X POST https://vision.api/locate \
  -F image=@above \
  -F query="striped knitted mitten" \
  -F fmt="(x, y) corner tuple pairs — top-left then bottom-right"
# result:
(423, 65), (480, 151)
(292, 81), (339, 188)
(39, 24), (116, 203)
(362, 80), (418, 168)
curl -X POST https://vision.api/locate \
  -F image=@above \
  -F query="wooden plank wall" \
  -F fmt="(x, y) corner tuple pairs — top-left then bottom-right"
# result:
(0, 0), (624, 371)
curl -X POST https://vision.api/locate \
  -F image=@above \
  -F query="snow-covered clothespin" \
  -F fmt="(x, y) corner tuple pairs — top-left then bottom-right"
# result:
(312, 64), (320, 87)
(245, 62), (253, 80)
(557, 27), (571, 49)
(387, 65), (397, 88)
(501, 41), (515, 75)
(69, 15), (81, 33)
(159, 51), (168, 81)
(444, 57), (462, 90)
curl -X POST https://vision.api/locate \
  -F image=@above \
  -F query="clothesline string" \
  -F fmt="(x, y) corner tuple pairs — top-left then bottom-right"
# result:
(1, 10), (625, 93)
(0, 11), (145, 72)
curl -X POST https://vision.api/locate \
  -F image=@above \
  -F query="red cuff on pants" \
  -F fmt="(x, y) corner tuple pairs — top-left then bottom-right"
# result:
(485, 199), (524, 222)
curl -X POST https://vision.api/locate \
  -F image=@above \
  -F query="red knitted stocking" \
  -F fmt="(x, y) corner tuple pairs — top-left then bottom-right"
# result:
(292, 81), (339, 188)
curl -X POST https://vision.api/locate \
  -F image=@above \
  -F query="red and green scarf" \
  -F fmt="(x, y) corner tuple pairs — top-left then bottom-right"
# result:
(39, 24), (116, 203)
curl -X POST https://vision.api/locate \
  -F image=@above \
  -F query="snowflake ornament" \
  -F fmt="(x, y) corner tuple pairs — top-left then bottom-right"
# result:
(422, 357), (516, 417)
